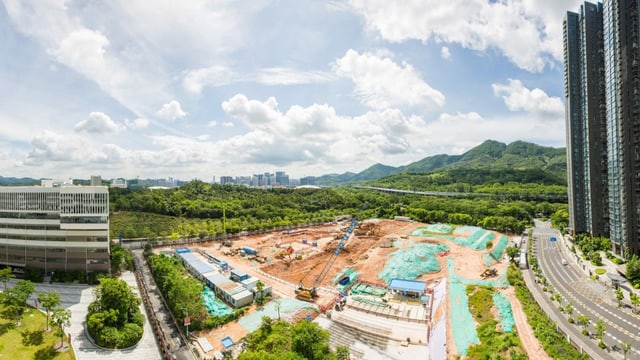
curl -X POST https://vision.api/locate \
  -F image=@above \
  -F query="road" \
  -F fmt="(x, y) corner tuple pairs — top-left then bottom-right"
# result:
(132, 250), (195, 360)
(533, 220), (640, 360)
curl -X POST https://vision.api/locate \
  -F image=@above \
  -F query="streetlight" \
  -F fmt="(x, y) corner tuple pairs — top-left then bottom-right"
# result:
(180, 307), (190, 340)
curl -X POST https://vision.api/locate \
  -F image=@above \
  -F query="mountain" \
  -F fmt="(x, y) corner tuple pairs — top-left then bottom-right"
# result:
(316, 140), (566, 186)
(315, 163), (397, 186)
(0, 176), (39, 186)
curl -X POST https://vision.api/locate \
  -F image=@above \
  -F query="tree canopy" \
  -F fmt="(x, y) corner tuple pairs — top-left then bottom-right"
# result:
(110, 181), (568, 240)
(239, 317), (338, 360)
(86, 278), (144, 348)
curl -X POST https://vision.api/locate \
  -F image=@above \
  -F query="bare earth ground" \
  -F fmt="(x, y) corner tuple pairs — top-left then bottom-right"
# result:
(160, 220), (545, 358)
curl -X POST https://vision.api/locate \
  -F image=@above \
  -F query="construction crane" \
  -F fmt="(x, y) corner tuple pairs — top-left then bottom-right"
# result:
(295, 203), (367, 301)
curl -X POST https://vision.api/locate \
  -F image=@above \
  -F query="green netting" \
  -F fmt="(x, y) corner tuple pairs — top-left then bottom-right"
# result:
(449, 281), (479, 355)
(491, 235), (509, 260)
(411, 227), (455, 240)
(483, 253), (496, 267)
(493, 292), (514, 333)
(202, 287), (233, 317)
(333, 268), (359, 291)
(425, 223), (454, 234)
(452, 226), (478, 235)
(471, 232), (495, 250)
(352, 296), (388, 307)
(377, 241), (449, 283)
(350, 283), (387, 297)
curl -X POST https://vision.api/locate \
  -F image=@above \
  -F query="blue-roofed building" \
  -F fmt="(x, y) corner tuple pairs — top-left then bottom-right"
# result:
(176, 251), (217, 280)
(388, 279), (426, 298)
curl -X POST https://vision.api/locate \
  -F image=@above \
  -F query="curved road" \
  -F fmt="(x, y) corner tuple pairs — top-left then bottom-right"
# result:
(534, 220), (640, 360)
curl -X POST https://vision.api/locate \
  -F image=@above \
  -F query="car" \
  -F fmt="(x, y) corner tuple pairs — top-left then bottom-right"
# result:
(561, 259), (568, 265)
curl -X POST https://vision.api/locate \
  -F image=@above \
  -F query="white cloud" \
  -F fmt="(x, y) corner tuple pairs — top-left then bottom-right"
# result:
(441, 46), (451, 60)
(250, 68), (336, 86)
(222, 94), (281, 128)
(183, 66), (234, 94)
(74, 112), (123, 134)
(156, 100), (187, 121)
(51, 29), (109, 78)
(347, 0), (573, 72)
(124, 118), (150, 130)
(222, 122), (234, 127)
(207, 121), (218, 127)
(334, 49), (445, 110)
(183, 66), (335, 93)
(492, 79), (563, 117)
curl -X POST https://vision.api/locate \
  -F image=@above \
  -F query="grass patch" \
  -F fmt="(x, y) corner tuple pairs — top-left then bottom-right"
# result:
(0, 307), (74, 360)
(594, 268), (606, 275)
(465, 285), (527, 359)
(507, 264), (588, 360)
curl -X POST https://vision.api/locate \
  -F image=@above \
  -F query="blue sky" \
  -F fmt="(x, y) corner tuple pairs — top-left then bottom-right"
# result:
(0, 0), (581, 181)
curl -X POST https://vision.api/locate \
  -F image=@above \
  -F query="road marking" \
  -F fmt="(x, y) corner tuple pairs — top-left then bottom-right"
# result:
(537, 232), (640, 348)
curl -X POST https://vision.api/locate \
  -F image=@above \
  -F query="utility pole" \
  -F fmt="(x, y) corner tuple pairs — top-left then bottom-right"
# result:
(181, 307), (190, 341)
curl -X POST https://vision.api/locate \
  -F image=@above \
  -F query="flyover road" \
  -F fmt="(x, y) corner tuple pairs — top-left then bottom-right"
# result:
(534, 220), (640, 360)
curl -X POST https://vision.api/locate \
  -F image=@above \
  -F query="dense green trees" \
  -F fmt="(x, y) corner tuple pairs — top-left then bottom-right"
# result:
(147, 254), (208, 331)
(86, 278), (144, 348)
(2, 280), (35, 325)
(239, 317), (337, 360)
(626, 256), (640, 287)
(110, 181), (567, 241)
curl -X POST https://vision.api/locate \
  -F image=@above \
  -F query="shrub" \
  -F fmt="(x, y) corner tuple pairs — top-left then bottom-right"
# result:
(594, 268), (607, 275)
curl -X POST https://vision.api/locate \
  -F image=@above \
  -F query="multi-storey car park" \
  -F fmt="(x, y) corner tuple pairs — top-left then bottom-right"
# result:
(0, 179), (110, 275)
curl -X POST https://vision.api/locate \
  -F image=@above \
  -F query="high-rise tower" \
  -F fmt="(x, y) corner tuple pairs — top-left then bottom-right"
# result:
(563, 2), (608, 239)
(564, 1), (640, 256)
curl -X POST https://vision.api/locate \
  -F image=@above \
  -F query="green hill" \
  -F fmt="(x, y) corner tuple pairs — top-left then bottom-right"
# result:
(317, 140), (566, 186)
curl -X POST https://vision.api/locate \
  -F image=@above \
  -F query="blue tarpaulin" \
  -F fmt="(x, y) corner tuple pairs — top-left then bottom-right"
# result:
(221, 336), (234, 349)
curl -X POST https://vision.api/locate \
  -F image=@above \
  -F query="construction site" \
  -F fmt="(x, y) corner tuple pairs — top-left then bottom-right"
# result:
(157, 219), (541, 359)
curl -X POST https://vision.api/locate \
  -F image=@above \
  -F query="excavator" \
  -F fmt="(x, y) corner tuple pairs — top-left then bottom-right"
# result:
(295, 203), (367, 301)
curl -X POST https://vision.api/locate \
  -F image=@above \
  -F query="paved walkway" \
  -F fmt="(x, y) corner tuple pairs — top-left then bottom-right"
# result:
(16, 272), (163, 360)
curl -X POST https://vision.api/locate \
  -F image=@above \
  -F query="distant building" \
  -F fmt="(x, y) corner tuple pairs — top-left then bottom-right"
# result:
(90, 175), (102, 186)
(275, 171), (289, 186)
(0, 181), (110, 274)
(220, 176), (234, 185)
(300, 176), (317, 186)
(110, 178), (127, 188)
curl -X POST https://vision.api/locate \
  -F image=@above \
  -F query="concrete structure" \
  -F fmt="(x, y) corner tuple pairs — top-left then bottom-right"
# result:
(176, 248), (267, 308)
(204, 273), (253, 308)
(0, 181), (110, 273)
(564, 1), (640, 256)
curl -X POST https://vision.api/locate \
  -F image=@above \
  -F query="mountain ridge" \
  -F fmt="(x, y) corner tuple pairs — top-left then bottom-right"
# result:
(316, 139), (566, 185)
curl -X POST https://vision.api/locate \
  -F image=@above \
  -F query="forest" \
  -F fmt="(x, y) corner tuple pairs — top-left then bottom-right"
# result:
(109, 172), (569, 241)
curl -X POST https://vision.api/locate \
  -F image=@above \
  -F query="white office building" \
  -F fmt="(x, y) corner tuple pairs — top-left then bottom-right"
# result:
(0, 181), (110, 274)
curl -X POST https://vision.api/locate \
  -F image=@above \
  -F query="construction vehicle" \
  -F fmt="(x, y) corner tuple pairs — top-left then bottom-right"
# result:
(481, 268), (498, 278)
(295, 203), (367, 301)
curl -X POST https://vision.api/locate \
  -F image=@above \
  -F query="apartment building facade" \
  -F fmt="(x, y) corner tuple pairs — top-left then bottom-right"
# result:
(564, 0), (640, 256)
(0, 182), (110, 273)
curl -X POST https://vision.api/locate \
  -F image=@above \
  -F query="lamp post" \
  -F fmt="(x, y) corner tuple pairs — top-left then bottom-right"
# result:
(180, 307), (190, 340)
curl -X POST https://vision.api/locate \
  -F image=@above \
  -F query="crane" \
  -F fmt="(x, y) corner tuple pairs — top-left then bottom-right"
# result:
(295, 203), (367, 301)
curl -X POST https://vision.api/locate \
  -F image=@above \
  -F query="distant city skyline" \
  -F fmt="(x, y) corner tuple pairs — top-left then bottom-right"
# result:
(0, 1), (580, 179)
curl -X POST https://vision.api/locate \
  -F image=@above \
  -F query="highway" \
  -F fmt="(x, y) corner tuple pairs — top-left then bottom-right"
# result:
(534, 220), (640, 360)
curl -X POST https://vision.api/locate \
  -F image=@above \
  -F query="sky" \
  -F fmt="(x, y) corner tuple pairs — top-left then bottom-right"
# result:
(0, 0), (583, 181)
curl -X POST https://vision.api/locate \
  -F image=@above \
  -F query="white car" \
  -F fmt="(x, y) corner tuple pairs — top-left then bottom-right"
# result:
(561, 259), (568, 265)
